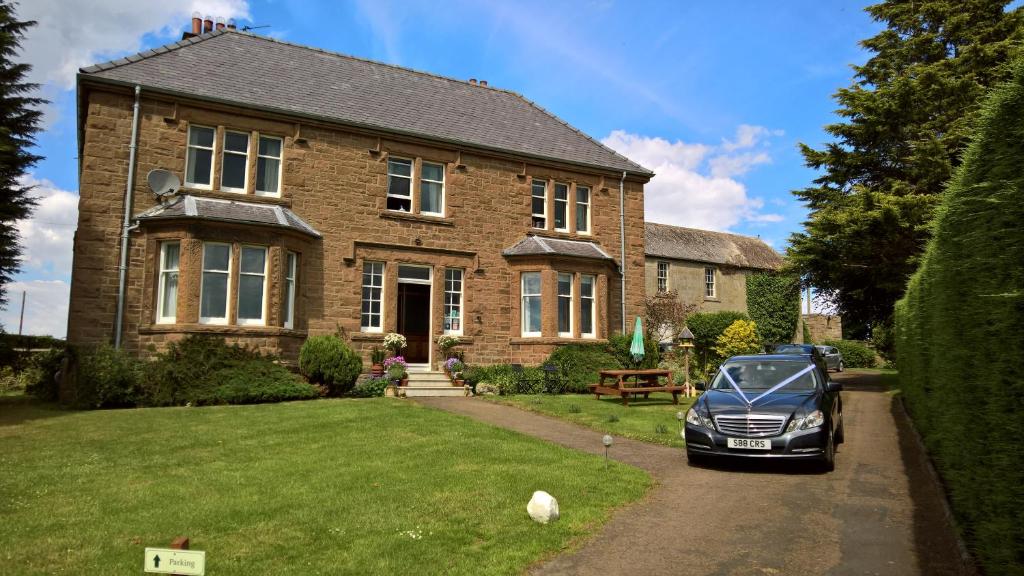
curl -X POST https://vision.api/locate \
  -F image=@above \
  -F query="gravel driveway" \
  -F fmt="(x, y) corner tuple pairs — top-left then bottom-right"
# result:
(417, 371), (970, 576)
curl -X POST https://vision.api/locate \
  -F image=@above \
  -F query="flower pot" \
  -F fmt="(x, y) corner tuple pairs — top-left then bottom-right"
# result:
(384, 384), (397, 397)
(371, 364), (384, 377)
(398, 377), (409, 387)
(454, 379), (465, 387)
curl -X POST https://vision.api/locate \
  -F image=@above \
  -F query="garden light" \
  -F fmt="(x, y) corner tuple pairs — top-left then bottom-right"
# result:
(602, 434), (613, 469)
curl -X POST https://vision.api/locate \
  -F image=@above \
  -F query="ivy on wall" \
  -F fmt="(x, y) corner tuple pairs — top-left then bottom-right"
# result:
(745, 273), (800, 345)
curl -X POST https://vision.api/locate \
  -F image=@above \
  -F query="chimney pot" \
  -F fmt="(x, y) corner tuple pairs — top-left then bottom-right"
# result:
(469, 78), (477, 85)
(215, 16), (225, 30)
(480, 80), (488, 87)
(227, 18), (237, 30)
(191, 12), (202, 35)
(203, 15), (213, 33)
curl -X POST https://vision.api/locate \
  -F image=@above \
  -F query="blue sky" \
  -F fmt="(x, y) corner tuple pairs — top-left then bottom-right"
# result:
(3, 0), (879, 336)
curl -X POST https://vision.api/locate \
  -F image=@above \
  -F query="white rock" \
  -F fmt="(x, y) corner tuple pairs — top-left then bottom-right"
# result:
(527, 491), (559, 524)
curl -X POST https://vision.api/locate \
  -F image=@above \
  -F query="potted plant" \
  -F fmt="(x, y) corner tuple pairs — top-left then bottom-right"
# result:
(384, 355), (408, 386)
(444, 357), (465, 385)
(370, 347), (386, 377)
(383, 332), (407, 357)
(437, 334), (460, 359)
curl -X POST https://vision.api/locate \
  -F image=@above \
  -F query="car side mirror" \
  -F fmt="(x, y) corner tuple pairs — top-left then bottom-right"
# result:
(695, 381), (706, 391)
(825, 380), (843, 393)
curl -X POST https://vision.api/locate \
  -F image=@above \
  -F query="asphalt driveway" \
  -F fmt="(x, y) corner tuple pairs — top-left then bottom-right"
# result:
(417, 371), (970, 576)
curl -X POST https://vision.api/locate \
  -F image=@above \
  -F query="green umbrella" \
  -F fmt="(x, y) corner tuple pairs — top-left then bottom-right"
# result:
(630, 316), (645, 364)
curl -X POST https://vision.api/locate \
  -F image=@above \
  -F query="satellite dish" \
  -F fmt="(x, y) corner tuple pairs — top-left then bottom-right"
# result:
(147, 169), (181, 197)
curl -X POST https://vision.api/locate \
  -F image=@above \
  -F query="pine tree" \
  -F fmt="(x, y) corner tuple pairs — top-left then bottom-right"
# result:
(788, 0), (1023, 339)
(0, 1), (43, 306)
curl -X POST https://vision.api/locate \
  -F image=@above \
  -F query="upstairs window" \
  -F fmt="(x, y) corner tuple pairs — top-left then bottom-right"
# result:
(554, 183), (569, 232)
(557, 272), (573, 337)
(705, 266), (717, 298)
(200, 243), (231, 324)
(237, 246), (267, 326)
(221, 131), (250, 192)
(157, 242), (180, 324)
(186, 125), (215, 188)
(420, 162), (445, 216)
(521, 272), (542, 336)
(657, 261), (669, 292)
(576, 186), (590, 234)
(283, 252), (297, 329)
(581, 274), (596, 338)
(531, 180), (547, 229)
(387, 158), (413, 212)
(256, 136), (282, 196)
(444, 268), (463, 334)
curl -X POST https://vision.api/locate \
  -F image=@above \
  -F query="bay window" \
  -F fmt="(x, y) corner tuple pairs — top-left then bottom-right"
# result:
(283, 252), (297, 329)
(237, 246), (267, 325)
(557, 272), (573, 336)
(156, 242), (180, 323)
(521, 272), (542, 336)
(200, 243), (231, 324)
(581, 275), (596, 338)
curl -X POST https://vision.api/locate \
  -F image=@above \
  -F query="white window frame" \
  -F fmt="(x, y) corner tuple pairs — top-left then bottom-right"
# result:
(521, 272), (542, 337)
(444, 268), (463, 335)
(220, 130), (250, 193)
(553, 183), (569, 232)
(185, 125), (215, 189)
(283, 251), (297, 330)
(531, 180), (547, 229)
(420, 161), (446, 217)
(236, 245), (268, 326)
(657, 261), (669, 292)
(361, 261), (385, 332)
(557, 272), (573, 338)
(581, 274), (596, 338)
(199, 242), (231, 325)
(576, 185), (591, 234)
(387, 157), (413, 212)
(156, 241), (180, 324)
(255, 134), (283, 197)
(705, 266), (717, 298)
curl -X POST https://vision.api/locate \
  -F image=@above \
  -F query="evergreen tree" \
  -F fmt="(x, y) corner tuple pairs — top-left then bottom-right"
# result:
(788, 0), (1023, 338)
(0, 1), (43, 306)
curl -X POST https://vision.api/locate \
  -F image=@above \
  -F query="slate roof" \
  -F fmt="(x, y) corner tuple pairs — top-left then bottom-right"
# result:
(80, 30), (651, 177)
(502, 235), (614, 261)
(644, 222), (783, 270)
(135, 195), (321, 237)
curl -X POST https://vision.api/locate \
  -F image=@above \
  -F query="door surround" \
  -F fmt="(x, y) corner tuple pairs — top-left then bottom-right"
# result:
(397, 265), (433, 366)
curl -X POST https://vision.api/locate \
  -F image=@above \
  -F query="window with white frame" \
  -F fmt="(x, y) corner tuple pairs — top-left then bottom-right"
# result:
(283, 251), (297, 329)
(576, 185), (590, 233)
(186, 125), (215, 188)
(256, 135), (282, 196)
(221, 130), (249, 192)
(521, 272), (542, 336)
(531, 180), (547, 229)
(361, 262), (384, 331)
(444, 268), (463, 334)
(581, 274), (596, 338)
(237, 246), (267, 325)
(705, 266), (717, 298)
(420, 162), (445, 215)
(156, 241), (180, 323)
(657, 261), (669, 292)
(553, 183), (569, 231)
(200, 243), (231, 324)
(387, 158), (413, 211)
(557, 272), (573, 337)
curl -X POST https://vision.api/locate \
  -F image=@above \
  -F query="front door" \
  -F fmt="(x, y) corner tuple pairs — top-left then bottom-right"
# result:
(397, 282), (431, 363)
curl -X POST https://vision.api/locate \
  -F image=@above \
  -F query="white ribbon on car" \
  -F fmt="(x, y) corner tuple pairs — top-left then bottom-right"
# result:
(720, 364), (817, 408)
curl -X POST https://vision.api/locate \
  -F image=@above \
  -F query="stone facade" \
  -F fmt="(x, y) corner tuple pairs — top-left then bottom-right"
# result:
(644, 257), (755, 313)
(800, 314), (843, 343)
(68, 88), (649, 366)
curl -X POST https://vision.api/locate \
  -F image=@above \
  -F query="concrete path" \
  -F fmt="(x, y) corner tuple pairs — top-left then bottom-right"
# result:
(416, 372), (970, 576)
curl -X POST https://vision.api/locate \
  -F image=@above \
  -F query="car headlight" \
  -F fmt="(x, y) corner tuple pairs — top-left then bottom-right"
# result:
(786, 409), (825, 432)
(686, 408), (715, 430)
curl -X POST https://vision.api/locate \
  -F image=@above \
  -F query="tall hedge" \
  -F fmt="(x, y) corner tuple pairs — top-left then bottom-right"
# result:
(745, 273), (800, 344)
(895, 57), (1024, 575)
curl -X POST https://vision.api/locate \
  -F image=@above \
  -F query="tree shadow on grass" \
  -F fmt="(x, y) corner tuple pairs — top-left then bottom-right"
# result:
(0, 395), (71, 427)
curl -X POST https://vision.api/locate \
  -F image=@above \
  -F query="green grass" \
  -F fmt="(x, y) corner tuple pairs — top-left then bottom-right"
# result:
(0, 397), (649, 575)
(487, 394), (697, 448)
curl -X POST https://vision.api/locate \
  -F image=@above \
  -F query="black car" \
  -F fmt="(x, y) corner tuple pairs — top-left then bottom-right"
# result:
(685, 355), (844, 470)
(766, 343), (828, 375)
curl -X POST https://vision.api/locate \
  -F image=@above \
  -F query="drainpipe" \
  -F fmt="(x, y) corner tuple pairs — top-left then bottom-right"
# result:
(619, 170), (627, 334)
(114, 85), (142, 349)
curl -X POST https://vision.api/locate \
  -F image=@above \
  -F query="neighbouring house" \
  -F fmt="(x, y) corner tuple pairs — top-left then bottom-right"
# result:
(644, 222), (783, 313)
(68, 21), (652, 368)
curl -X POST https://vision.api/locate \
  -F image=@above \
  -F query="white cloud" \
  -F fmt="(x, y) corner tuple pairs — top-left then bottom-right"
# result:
(0, 280), (70, 338)
(602, 127), (783, 231)
(18, 0), (250, 91)
(15, 176), (79, 278)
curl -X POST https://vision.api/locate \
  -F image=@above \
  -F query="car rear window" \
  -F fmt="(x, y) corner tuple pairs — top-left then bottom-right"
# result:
(711, 360), (819, 392)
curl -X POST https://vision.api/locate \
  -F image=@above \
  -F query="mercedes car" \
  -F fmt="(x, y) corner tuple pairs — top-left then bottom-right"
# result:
(684, 355), (844, 470)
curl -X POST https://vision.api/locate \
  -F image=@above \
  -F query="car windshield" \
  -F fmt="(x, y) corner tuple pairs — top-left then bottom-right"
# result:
(773, 344), (812, 355)
(711, 360), (819, 392)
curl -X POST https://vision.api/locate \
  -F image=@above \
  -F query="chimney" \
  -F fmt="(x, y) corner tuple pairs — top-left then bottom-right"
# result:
(227, 18), (237, 30)
(468, 78), (477, 85)
(479, 80), (488, 87)
(215, 16), (225, 30)
(191, 12), (202, 35)
(203, 15), (213, 33)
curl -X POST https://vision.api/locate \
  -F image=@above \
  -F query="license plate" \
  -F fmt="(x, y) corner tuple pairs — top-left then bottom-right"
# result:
(727, 437), (771, 450)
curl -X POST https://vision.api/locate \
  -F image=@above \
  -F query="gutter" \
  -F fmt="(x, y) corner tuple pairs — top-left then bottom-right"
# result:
(619, 170), (627, 334)
(113, 85), (141, 349)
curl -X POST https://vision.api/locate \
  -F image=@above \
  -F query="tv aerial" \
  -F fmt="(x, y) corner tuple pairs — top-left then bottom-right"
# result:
(146, 169), (181, 199)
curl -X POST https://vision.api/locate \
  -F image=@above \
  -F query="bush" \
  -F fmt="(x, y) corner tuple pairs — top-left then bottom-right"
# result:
(746, 273), (800, 344)
(823, 339), (876, 369)
(298, 335), (362, 395)
(802, 321), (814, 345)
(189, 363), (317, 405)
(545, 343), (620, 393)
(75, 344), (144, 408)
(351, 376), (390, 398)
(687, 311), (750, 370)
(142, 335), (265, 406)
(713, 320), (762, 361)
(607, 334), (660, 370)
(22, 348), (65, 401)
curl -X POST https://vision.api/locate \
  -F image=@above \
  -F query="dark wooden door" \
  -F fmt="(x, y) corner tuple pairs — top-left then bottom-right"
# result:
(397, 283), (431, 363)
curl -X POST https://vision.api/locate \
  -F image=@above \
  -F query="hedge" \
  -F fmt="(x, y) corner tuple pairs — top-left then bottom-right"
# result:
(745, 273), (800, 345)
(895, 57), (1024, 575)
(822, 339), (876, 369)
(686, 311), (750, 371)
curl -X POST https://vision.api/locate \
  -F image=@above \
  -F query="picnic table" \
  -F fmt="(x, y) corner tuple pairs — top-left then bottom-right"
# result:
(587, 369), (685, 406)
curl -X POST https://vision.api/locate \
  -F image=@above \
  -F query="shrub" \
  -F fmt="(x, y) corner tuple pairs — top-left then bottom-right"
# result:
(142, 335), (263, 406)
(190, 363), (318, 405)
(545, 343), (620, 393)
(607, 333), (660, 370)
(298, 335), (362, 395)
(384, 356), (408, 381)
(22, 348), (65, 401)
(746, 273), (800, 344)
(351, 376), (390, 398)
(802, 321), (814, 345)
(823, 339), (876, 369)
(713, 320), (762, 361)
(75, 344), (144, 408)
(686, 311), (750, 370)
(0, 366), (22, 394)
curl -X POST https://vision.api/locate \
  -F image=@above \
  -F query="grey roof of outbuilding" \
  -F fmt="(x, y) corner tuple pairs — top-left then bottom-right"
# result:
(135, 195), (321, 237)
(645, 222), (783, 270)
(80, 30), (651, 177)
(502, 235), (614, 261)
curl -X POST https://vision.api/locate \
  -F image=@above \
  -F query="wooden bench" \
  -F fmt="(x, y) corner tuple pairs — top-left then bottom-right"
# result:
(587, 369), (684, 406)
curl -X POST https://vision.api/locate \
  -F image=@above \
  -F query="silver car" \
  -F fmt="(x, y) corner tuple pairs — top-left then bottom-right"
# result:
(815, 346), (844, 372)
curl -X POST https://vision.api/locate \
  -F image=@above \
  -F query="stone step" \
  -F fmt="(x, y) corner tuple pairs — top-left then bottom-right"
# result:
(400, 385), (472, 398)
(406, 373), (453, 384)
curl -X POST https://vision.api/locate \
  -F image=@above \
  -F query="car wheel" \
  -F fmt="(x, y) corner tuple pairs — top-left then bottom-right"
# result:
(820, 429), (836, 472)
(835, 414), (845, 445)
(837, 361), (844, 373)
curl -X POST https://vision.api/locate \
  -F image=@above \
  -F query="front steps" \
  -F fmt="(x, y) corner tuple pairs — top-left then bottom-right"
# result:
(400, 370), (472, 397)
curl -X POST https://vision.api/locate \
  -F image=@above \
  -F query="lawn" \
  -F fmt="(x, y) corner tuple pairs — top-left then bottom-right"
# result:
(0, 396), (649, 575)
(487, 394), (697, 448)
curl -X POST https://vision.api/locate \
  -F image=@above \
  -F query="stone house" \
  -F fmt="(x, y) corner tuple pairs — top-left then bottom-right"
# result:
(68, 25), (652, 369)
(644, 222), (783, 313)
